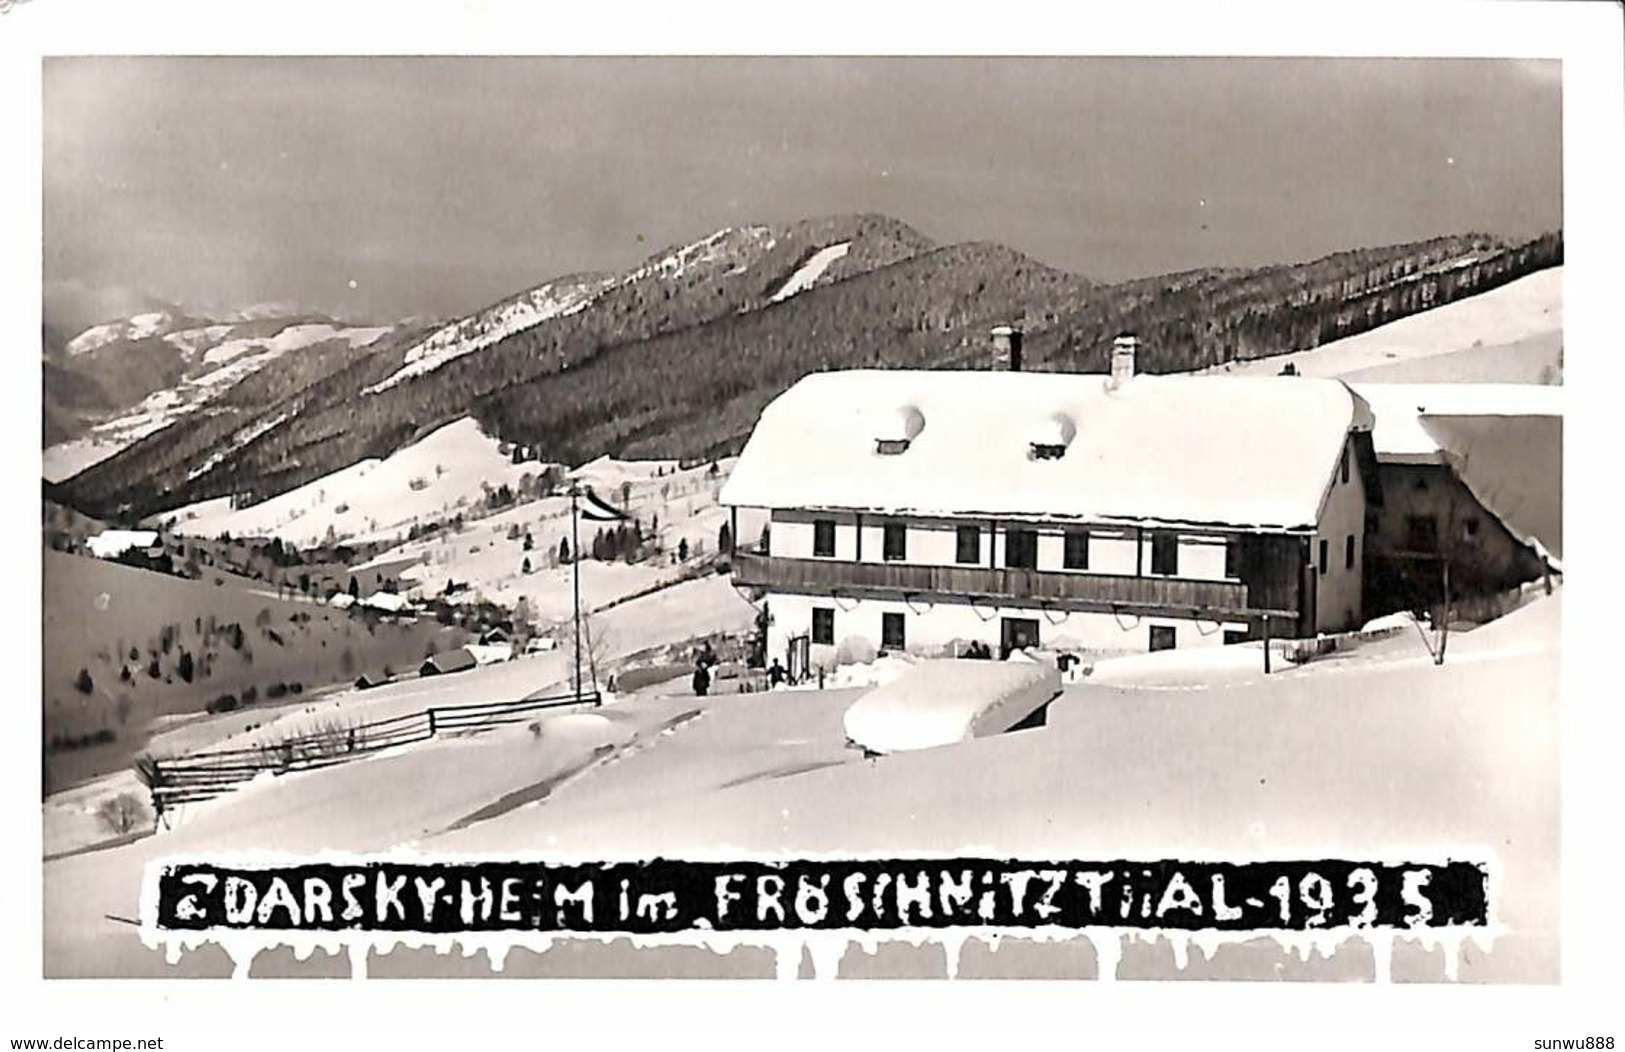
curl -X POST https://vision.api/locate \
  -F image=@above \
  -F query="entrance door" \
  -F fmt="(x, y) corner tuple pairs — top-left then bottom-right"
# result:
(1000, 617), (1041, 659)
(786, 633), (811, 685)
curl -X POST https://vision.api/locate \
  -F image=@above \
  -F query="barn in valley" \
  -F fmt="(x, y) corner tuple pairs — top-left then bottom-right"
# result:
(1353, 382), (1561, 616)
(722, 334), (1380, 671)
(420, 648), (477, 677)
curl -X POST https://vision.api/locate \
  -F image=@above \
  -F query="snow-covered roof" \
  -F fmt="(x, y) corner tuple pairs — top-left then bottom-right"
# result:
(721, 370), (1373, 531)
(465, 643), (513, 666)
(1355, 383), (1563, 559)
(86, 530), (159, 558)
(359, 591), (411, 613)
(1353, 383), (1563, 464)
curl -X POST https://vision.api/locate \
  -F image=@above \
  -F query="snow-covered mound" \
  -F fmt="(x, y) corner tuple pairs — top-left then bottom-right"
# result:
(788, 653), (918, 693)
(1204, 267), (1562, 382)
(842, 658), (1061, 754)
(365, 277), (612, 394)
(165, 418), (546, 548)
(770, 242), (851, 302)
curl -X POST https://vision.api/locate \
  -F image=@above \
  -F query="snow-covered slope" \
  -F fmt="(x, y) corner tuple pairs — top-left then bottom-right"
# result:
(174, 439), (762, 634)
(365, 278), (611, 394)
(165, 418), (542, 548)
(622, 224), (776, 284)
(43, 317), (395, 482)
(40, 589), (1556, 978)
(364, 225), (784, 396)
(1204, 267), (1562, 382)
(64, 311), (177, 356)
(770, 241), (851, 302)
(201, 323), (389, 366)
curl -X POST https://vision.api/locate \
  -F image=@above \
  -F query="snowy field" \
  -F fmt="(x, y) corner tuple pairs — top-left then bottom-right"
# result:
(164, 418), (546, 548)
(164, 419), (763, 626)
(169, 430), (767, 669)
(43, 589), (1559, 981)
(1202, 267), (1562, 383)
(42, 571), (759, 858)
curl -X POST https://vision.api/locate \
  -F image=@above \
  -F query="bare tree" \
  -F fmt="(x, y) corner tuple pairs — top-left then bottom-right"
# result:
(1408, 485), (1494, 666)
(571, 613), (613, 696)
(96, 792), (152, 836)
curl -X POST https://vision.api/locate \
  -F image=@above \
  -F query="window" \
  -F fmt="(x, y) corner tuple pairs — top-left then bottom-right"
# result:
(1004, 528), (1038, 570)
(1345, 534), (1356, 570)
(1405, 514), (1438, 552)
(1462, 518), (1480, 543)
(1150, 532), (1178, 576)
(881, 612), (905, 651)
(1224, 536), (1242, 580)
(1223, 629), (1249, 646)
(1341, 445), (1351, 484)
(883, 522), (907, 562)
(1063, 530), (1090, 570)
(1318, 539), (1329, 576)
(812, 519), (835, 558)
(811, 607), (834, 646)
(955, 525), (980, 565)
(1149, 625), (1177, 651)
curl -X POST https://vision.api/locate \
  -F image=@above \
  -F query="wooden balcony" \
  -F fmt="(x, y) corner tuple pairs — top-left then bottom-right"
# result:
(731, 551), (1297, 622)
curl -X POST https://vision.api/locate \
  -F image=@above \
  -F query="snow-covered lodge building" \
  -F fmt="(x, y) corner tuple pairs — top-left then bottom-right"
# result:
(722, 336), (1380, 670)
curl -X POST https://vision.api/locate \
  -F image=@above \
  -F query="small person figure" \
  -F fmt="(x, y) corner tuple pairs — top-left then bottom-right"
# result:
(768, 659), (786, 687)
(692, 661), (711, 697)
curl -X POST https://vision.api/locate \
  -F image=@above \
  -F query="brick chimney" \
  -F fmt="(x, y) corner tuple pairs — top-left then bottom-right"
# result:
(991, 325), (1023, 372)
(1109, 334), (1139, 390)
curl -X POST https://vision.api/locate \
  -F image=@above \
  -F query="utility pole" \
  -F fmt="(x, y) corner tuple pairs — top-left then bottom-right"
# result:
(571, 484), (583, 702)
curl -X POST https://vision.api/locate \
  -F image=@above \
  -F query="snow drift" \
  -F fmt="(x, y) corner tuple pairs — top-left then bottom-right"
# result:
(842, 658), (1062, 754)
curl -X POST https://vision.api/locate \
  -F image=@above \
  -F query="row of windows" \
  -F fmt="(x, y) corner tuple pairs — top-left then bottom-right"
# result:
(810, 519), (1243, 578)
(809, 606), (1254, 652)
(811, 606), (905, 649)
(1317, 534), (1358, 576)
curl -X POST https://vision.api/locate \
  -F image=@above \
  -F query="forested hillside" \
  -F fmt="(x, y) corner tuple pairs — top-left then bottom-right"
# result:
(49, 214), (1561, 524)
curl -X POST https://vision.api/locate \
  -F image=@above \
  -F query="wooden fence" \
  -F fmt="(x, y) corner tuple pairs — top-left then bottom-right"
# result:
(143, 690), (600, 812)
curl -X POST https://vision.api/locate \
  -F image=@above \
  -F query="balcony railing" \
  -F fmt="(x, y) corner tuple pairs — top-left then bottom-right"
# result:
(731, 551), (1296, 621)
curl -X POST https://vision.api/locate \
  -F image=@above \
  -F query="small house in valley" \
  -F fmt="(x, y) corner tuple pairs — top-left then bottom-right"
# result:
(420, 648), (477, 677)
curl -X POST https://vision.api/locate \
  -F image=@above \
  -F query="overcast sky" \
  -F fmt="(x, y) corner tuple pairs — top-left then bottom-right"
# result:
(43, 56), (1562, 325)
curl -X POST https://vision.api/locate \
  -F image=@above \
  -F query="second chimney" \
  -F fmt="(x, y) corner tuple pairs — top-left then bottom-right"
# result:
(991, 325), (1023, 372)
(1110, 334), (1139, 390)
